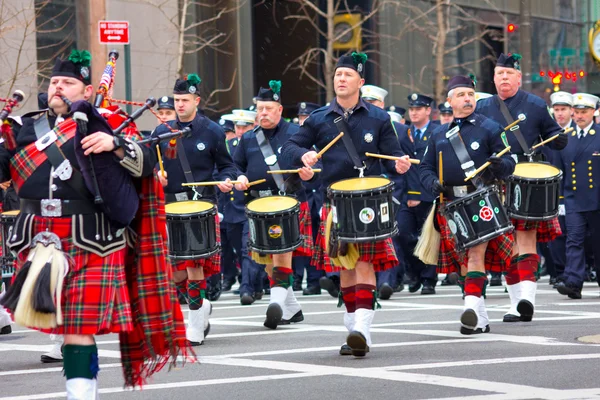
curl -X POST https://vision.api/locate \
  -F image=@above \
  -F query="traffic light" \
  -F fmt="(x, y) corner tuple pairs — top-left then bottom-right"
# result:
(552, 73), (562, 92)
(579, 70), (585, 77)
(507, 23), (517, 33)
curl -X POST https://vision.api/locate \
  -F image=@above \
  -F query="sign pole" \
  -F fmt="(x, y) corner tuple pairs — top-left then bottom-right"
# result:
(124, 44), (132, 115)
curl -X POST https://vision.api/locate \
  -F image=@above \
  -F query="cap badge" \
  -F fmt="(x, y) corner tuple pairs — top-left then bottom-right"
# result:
(364, 133), (373, 143)
(389, 106), (395, 112)
(189, 86), (197, 94)
(444, 102), (450, 108)
(411, 93), (418, 101)
(197, 142), (205, 151)
(357, 63), (363, 73)
(273, 93), (279, 101)
(161, 96), (168, 102)
(301, 102), (306, 109)
(80, 66), (89, 79)
(219, 119), (225, 125)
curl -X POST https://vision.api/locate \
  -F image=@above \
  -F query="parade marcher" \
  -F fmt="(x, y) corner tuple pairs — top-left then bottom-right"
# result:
(555, 93), (600, 299)
(0, 282), (11, 334)
(399, 93), (440, 295)
(154, 73), (238, 345)
(387, 106), (406, 125)
(438, 101), (454, 125)
(282, 52), (412, 357)
(297, 102), (320, 126)
(360, 84), (407, 299)
(420, 74), (515, 334)
(476, 53), (567, 322)
(0, 49), (189, 395)
(234, 81), (314, 325)
(155, 96), (176, 124)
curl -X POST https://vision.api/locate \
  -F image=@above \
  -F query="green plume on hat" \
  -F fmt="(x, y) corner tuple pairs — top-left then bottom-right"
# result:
(468, 73), (477, 88)
(510, 53), (522, 61)
(351, 52), (368, 66)
(187, 73), (201, 86)
(68, 49), (91, 67)
(269, 80), (281, 95)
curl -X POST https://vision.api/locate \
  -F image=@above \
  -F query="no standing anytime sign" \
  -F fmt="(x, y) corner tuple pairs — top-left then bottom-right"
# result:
(98, 21), (130, 44)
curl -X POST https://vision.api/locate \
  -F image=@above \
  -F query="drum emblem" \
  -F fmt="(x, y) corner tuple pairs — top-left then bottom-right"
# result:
(269, 225), (283, 239)
(448, 219), (457, 235)
(479, 206), (494, 222)
(453, 211), (469, 238)
(513, 185), (522, 210)
(359, 207), (375, 224)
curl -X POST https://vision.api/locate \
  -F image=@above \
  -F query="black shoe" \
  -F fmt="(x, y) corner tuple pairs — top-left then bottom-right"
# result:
(339, 343), (352, 356)
(421, 283), (436, 295)
(255, 291), (264, 300)
(393, 283), (405, 293)
(440, 276), (453, 286)
(379, 283), (394, 300)
(460, 308), (478, 334)
(240, 292), (255, 305)
(0, 325), (11, 335)
(517, 299), (534, 321)
(549, 277), (557, 286)
(408, 280), (422, 293)
(346, 331), (369, 357)
(490, 275), (502, 287)
(222, 279), (235, 292)
(264, 303), (283, 329)
(503, 314), (520, 322)
(207, 288), (221, 302)
(264, 288), (271, 295)
(460, 324), (491, 335)
(293, 281), (303, 291)
(233, 289), (241, 295)
(279, 310), (304, 325)
(319, 276), (340, 298)
(302, 286), (321, 295)
(556, 281), (582, 299)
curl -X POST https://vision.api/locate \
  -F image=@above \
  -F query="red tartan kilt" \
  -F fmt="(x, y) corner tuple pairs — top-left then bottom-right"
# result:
(172, 213), (221, 277)
(437, 212), (514, 275)
(293, 201), (314, 257)
(14, 216), (133, 335)
(311, 203), (397, 273)
(511, 217), (561, 243)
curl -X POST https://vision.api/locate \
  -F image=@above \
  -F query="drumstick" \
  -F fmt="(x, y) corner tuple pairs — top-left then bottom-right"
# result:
(503, 114), (526, 131)
(156, 144), (165, 177)
(530, 127), (574, 150)
(439, 151), (444, 204)
(464, 146), (511, 182)
(267, 169), (322, 174)
(365, 152), (420, 165)
(247, 179), (266, 187)
(182, 181), (242, 187)
(316, 132), (344, 158)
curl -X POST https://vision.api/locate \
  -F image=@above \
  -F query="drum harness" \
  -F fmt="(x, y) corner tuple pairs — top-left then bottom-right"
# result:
(333, 116), (371, 178)
(495, 95), (533, 162)
(445, 125), (484, 199)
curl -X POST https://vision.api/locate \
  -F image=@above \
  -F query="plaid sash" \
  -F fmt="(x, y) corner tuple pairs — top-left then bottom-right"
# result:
(10, 118), (77, 190)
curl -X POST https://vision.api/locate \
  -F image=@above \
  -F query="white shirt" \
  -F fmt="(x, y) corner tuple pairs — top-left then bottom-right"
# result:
(577, 121), (594, 139)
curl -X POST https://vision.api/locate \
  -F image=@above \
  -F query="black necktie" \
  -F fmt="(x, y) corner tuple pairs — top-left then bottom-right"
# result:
(579, 129), (585, 139)
(415, 129), (422, 139)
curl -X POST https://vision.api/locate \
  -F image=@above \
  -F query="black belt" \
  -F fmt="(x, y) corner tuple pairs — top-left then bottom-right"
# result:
(20, 198), (98, 216)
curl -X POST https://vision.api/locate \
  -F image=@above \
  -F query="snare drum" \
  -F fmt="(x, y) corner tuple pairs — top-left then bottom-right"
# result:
(165, 200), (219, 260)
(442, 186), (513, 251)
(505, 162), (562, 221)
(246, 196), (302, 254)
(0, 210), (18, 277)
(327, 177), (397, 243)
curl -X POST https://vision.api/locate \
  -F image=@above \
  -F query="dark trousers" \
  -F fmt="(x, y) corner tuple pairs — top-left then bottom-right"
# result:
(239, 220), (266, 295)
(293, 256), (322, 287)
(548, 215), (567, 278)
(377, 206), (405, 288)
(564, 210), (600, 288)
(397, 201), (437, 285)
(221, 222), (244, 283)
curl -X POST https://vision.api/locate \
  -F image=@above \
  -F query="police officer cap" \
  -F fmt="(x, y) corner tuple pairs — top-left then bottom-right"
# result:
(256, 80), (282, 103)
(52, 49), (92, 85)
(231, 109), (257, 126)
(496, 53), (522, 71)
(219, 115), (235, 132)
(388, 111), (402, 124)
(475, 92), (492, 101)
(550, 91), (573, 107)
(361, 85), (388, 102)
(386, 105), (405, 116)
(336, 52), (368, 78)
(407, 93), (433, 108)
(438, 102), (453, 114)
(157, 96), (175, 110)
(572, 93), (600, 109)
(297, 102), (320, 116)
(174, 73), (201, 95)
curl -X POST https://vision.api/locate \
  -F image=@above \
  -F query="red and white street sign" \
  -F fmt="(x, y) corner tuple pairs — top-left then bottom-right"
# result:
(98, 21), (130, 44)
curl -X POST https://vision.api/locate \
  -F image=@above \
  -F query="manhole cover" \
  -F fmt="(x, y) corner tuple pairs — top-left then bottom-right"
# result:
(577, 335), (600, 344)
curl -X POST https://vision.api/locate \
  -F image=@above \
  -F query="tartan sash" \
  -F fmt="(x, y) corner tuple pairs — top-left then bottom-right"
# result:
(10, 118), (77, 190)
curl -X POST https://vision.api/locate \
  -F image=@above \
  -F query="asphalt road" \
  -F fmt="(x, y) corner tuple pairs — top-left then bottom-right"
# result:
(2, 276), (600, 400)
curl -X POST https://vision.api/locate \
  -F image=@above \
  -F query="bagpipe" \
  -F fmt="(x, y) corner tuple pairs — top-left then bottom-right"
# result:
(0, 90), (26, 150)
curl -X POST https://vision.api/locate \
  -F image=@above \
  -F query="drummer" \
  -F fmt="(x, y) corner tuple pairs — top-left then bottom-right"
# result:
(420, 74), (515, 334)
(234, 81), (314, 327)
(476, 53), (567, 323)
(153, 73), (238, 346)
(282, 52), (412, 357)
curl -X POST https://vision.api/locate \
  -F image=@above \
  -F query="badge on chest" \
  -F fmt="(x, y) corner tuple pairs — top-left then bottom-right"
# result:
(264, 154), (278, 166)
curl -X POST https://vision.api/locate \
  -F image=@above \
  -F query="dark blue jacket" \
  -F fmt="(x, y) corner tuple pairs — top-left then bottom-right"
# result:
(399, 120), (440, 203)
(153, 112), (237, 195)
(219, 137), (247, 224)
(558, 123), (600, 213)
(419, 113), (515, 197)
(389, 121), (409, 203)
(476, 90), (563, 157)
(281, 98), (404, 194)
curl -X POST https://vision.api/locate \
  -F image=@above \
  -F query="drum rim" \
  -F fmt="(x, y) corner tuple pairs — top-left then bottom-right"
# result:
(443, 185), (501, 208)
(335, 223), (399, 242)
(245, 195), (300, 214)
(165, 200), (216, 217)
(328, 176), (393, 194)
(510, 162), (563, 180)
(247, 238), (303, 254)
(455, 224), (514, 251)
(507, 211), (559, 221)
(168, 245), (220, 260)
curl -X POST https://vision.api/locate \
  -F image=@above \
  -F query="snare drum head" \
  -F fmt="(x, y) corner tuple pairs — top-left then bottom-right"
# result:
(514, 162), (560, 179)
(1, 210), (19, 217)
(247, 196), (299, 213)
(165, 200), (214, 214)
(330, 177), (391, 191)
